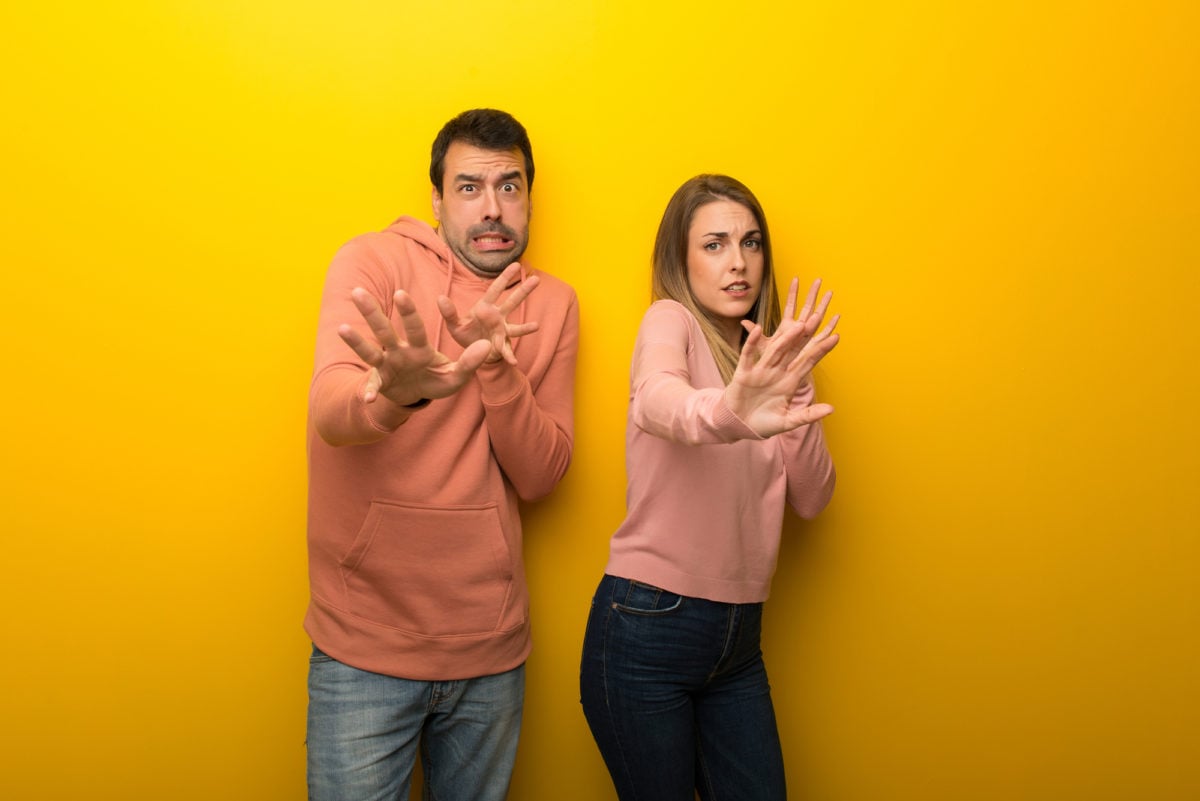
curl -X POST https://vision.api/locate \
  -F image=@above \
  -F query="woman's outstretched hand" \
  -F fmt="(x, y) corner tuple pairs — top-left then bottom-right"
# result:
(723, 278), (840, 438)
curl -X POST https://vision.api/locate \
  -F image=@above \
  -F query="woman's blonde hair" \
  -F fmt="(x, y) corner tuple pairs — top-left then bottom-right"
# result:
(651, 174), (781, 383)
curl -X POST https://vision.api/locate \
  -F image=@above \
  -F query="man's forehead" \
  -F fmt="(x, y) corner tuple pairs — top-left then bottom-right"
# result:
(444, 142), (526, 179)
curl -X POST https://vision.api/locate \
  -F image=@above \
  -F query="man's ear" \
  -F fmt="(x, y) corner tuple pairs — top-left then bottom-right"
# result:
(431, 185), (442, 223)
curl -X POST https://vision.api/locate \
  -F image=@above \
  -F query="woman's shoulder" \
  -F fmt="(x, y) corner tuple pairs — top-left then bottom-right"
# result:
(643, 298), (697, 327)
(636, 299), (699, 350)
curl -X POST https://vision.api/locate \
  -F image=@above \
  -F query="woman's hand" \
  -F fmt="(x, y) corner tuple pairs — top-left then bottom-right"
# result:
(723, 278), (840, 438)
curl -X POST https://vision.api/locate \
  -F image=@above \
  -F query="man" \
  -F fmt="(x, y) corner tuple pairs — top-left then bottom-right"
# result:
(304, 109), (578, 800)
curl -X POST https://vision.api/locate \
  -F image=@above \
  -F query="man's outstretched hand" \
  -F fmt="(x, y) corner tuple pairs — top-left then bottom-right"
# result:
(338, 287), (493, 406)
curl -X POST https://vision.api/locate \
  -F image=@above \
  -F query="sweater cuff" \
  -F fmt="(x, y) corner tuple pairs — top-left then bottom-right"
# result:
(712, 393), (764, 442)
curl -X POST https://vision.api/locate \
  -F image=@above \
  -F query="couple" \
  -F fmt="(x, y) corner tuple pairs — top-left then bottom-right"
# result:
(304, 108), (840, 801)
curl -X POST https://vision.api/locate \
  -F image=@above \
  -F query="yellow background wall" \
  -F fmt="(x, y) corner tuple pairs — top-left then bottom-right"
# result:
(3, 1), (1197, 798)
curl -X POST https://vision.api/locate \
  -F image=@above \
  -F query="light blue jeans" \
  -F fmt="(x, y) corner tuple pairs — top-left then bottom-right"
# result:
(306, 645), (524, 801)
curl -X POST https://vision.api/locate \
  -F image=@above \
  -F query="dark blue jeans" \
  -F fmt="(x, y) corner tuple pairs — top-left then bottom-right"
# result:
(580, 574), (786, 801)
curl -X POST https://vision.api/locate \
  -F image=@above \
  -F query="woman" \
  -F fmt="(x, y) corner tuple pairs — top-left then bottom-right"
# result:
(579, 174), (840, 801)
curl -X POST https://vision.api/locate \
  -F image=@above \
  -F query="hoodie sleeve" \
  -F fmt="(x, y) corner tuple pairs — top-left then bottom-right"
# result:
(309, 238), (420, 446)
(474, 288), (579, 501)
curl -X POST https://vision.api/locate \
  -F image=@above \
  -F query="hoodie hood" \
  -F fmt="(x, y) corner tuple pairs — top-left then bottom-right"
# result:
(384, 215), (528, 286)
(381, 215), (529, 352)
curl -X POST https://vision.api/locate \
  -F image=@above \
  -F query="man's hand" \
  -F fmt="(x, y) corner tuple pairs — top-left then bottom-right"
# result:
(724, 278), (841, 438)
(437, 262), (541, 366)
(338, 287), (493, 405)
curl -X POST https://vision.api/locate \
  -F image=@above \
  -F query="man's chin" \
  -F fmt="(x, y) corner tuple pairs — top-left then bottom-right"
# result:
(463, 249), (527, 278)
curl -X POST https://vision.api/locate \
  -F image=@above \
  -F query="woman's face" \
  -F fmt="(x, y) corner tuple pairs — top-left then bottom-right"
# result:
(685, 199), (765, 347)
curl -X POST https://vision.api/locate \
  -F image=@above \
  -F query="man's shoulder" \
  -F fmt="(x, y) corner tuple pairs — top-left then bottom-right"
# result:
(339, 219), (433, 255)
(525, 267), (578, 305)
(331, 222), (442, 275)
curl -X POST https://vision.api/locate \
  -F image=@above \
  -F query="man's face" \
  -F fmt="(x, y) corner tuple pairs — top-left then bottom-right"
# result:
(432, 142), (531, 277)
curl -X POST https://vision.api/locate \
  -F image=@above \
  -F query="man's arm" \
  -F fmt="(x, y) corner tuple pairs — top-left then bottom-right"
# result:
(309, 241), (489, 446)
(475, 291), (579, 501)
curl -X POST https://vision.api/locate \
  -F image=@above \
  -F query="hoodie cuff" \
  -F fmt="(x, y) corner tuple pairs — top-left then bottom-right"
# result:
(475, 359), (525, 406)
(359, 379), (423, 432)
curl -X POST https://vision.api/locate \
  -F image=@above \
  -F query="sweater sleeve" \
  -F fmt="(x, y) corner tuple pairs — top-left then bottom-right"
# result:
(309, 239), (420, 446)
(628, 303), (760, 445)
(475, 290), (580, 501)
(780, 380), (837, 519)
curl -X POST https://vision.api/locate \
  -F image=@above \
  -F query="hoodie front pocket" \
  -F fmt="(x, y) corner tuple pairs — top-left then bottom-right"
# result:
(339, 501), (515, 637)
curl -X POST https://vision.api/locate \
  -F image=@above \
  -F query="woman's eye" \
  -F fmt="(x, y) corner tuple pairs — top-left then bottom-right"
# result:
(704, 242), (721, 251)
(744, 239), (761, 250)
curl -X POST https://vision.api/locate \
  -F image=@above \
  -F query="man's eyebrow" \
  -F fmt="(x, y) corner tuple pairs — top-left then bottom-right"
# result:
(452, 171), (525, 185)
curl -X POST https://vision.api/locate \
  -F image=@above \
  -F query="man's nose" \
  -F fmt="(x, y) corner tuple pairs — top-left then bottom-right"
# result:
(481, 189), (502, 221)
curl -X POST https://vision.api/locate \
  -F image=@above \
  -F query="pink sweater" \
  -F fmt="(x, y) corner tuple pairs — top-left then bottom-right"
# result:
(605, 300), (835, 604)
(305, 217), (578, 680)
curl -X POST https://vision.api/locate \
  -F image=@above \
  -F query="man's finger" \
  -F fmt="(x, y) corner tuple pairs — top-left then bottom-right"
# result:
(362, 367), (383, 403)
(506, 321), (540, 339)
(339, 324), (385, 367)
(437, 295), (463, 329)
(499, 274), (540, 315)
(393, 290), (432, 350)
(350, 287), (402, 350)
(455, 339), (493, 375)
(481, 262), (524, 305)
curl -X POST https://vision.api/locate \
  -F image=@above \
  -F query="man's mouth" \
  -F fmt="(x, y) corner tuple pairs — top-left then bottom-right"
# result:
(473, 235), (512, 251)
(470, 225), (517, 251)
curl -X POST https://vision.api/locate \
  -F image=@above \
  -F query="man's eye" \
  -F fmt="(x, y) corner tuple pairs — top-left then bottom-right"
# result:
(501, 183), (517, 193)
(460, 185), (476, 193)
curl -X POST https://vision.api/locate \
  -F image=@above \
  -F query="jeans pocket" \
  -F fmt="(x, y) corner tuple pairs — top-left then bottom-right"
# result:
(613, 579), (684, 615)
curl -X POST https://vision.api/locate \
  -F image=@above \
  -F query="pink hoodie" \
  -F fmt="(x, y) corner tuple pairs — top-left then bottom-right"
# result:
(305, 216), (578, 680)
